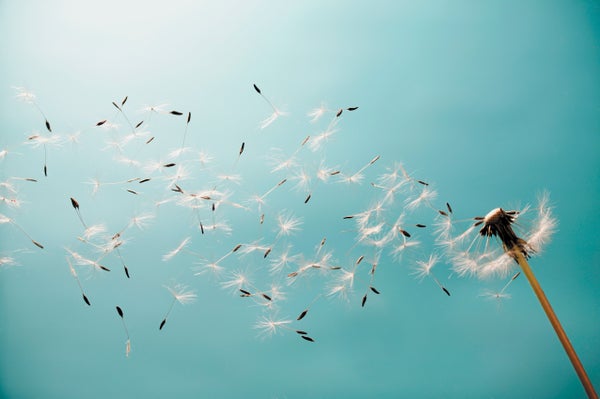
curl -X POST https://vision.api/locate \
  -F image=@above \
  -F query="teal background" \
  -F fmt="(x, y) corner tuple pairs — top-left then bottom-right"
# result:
(1, 1), (599, 398)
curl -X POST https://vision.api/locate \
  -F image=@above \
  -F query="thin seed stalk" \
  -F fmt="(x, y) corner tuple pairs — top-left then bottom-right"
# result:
(513, 247), (597, 399)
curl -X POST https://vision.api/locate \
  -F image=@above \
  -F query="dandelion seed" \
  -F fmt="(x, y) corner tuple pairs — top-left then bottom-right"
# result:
(276, 212), (303, 238)
(70, 197), (87, 228)
(67, 257), (91, 306)
(254, 315), (293, 338)
(297, 309), (308, 320)
(162, 237), (191, 261)
(170, 110), (183, 116)
(412, 254), (450, 296)
(125, 339), (131, 358)
(253, 83), (287, 129)
(1, 214), (44, 249)
(307, 103), (328, 123)
(115, 306), (130, 357)
(159, 284), (197, 330)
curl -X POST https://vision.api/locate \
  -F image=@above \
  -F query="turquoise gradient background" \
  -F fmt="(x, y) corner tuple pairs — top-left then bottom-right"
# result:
(0, 1), (599, 398)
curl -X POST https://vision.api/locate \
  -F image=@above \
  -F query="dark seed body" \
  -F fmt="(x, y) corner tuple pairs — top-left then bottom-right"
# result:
(297, 309), (308, 321)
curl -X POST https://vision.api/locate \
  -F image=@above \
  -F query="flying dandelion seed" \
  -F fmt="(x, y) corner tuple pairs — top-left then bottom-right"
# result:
(159, 284), (197, 330)
(253, 83), (288, 129)
(162, 237), (191, 261)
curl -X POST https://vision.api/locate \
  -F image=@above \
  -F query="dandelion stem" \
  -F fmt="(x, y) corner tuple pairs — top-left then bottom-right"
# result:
(513, 248), (597, 399)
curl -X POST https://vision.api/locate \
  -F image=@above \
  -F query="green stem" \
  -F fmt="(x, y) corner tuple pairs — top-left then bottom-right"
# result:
(513, 248), (597, 399)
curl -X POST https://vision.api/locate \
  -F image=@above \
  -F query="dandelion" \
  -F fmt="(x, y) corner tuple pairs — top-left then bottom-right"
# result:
(159, 284), (197, 330)
(444, 192), (596, 398)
